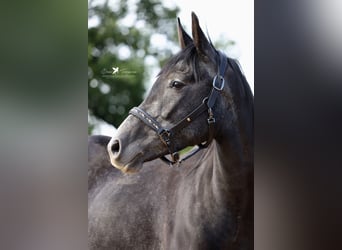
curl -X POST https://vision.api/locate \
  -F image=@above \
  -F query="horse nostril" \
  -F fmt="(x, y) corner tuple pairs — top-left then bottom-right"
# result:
(107, 139), (122, 164)
(110, 140), (120, 154)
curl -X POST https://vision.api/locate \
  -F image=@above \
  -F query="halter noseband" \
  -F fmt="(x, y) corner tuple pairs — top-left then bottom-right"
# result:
(129, 51), (228, 166)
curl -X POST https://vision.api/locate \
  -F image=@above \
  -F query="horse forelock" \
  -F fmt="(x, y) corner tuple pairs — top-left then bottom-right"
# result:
(158, 44), (204, 84)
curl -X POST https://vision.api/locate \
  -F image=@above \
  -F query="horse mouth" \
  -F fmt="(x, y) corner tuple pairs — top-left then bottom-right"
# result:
(110, 153), (143, 174)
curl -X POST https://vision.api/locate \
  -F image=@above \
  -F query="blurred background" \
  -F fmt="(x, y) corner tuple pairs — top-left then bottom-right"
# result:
(88, 0), (253, 135)
(1, 0), (341, 249)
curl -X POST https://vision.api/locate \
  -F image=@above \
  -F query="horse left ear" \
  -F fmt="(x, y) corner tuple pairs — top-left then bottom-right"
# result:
(191, 12), (216, 59)
(177, 18), (193, 49)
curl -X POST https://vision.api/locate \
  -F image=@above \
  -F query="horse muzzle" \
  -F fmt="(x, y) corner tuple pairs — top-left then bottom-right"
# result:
(107, 138), (143, 173)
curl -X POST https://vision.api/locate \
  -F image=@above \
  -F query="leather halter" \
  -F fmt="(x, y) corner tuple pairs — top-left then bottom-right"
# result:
(129, 51), (228, 166)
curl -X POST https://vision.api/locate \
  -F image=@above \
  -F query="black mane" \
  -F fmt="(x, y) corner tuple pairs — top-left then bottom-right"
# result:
(226, 57), (254, 143)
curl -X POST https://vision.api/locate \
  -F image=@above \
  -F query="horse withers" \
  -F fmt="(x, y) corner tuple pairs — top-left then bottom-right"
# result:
(89, 12), (253, 250)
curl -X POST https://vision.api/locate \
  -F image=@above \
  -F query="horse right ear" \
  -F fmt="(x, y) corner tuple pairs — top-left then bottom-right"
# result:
(191, 12), (216, 60)
(177, 18), (193, 49)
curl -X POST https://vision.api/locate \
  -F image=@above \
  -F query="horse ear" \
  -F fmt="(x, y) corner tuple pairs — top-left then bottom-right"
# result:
(191, 12), (215, 59)
(177, 18), (192, 49)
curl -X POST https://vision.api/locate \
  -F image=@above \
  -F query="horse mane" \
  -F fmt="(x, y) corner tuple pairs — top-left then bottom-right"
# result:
(226, 57), (254, 145)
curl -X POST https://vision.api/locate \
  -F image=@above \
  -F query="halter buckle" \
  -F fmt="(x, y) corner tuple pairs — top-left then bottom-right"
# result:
(208, 117), (216, 124)
(213, 75), (225, 91)
(207, 108), (216, 124)
(158, 128), (171, 146)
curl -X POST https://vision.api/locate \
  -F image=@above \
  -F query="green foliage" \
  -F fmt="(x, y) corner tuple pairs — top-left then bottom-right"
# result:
(88, 0), (179, 131)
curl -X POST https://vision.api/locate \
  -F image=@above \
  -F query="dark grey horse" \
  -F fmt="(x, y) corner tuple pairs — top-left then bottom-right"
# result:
(89, 12), (253, 250)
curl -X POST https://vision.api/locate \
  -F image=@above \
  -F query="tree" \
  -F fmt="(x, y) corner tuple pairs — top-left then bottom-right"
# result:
(88, 0), (179, 132)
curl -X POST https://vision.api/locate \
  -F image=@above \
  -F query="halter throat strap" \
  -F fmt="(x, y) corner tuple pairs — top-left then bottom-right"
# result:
(129, 50), (227, 166)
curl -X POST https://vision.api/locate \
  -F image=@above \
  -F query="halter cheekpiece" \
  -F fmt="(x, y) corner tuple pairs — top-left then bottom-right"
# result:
(129, 50), (228, 167)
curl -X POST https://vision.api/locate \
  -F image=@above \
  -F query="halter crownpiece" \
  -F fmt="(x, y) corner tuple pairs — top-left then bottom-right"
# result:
(129, 50), (228, 167)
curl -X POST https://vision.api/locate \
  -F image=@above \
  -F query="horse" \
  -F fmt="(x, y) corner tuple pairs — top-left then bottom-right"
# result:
(88, 12), (253, 250)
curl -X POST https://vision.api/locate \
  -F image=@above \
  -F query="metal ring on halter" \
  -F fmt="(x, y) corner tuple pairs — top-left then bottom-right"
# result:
(213, 75), (225, 91)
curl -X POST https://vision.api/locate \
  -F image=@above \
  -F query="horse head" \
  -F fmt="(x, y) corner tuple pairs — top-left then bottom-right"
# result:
(107, 13), (241, 173)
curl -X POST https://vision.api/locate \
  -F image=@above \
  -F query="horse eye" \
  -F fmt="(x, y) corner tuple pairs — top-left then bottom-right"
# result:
(170, 80), (185, 89)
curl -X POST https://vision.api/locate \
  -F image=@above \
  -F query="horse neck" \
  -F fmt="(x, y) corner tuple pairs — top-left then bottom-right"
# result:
(208, 127), (251, 201)
(194, 86), (253, 214)
(189, 127), (250, 206)
(213, 65), (254, 183)
(215, 89), (254, 237)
